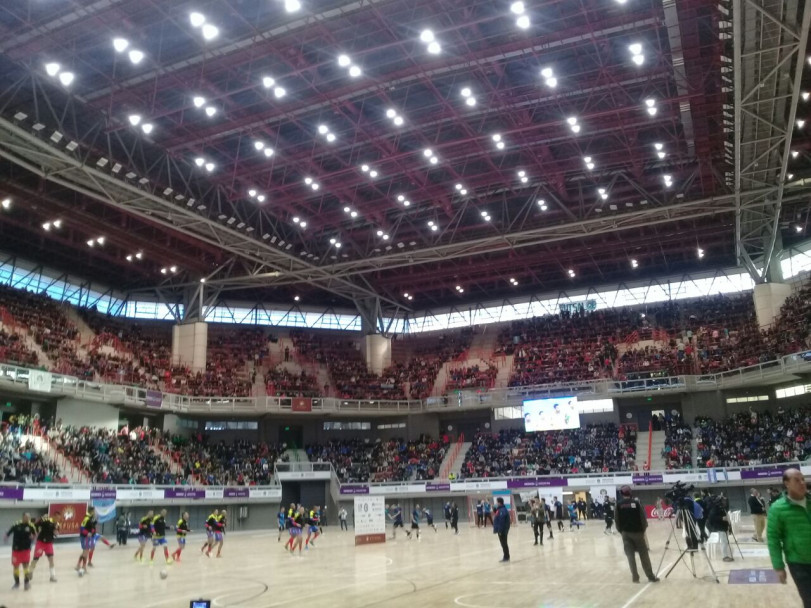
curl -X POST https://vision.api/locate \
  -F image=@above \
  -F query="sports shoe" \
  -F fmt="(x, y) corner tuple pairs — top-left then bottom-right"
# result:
(12, 582), (20, 589)
(165, 558), (174, 565)
(648, 577), (660, 583)
(87, 563), (94, 567)
(24, 581), (30, 591)
(50, 576), (57, 583)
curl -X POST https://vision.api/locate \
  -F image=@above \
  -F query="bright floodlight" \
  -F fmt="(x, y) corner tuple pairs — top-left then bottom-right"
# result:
(567, 117), (578, 126)
(629, 43), (643, 56)
(516, 15), (530, 29)
(393, 115), (404, 126)
(361, 164), (370, 172)
(645, 99), (656, 107)
(254, 141), (265, 150)
(430, 156), (439, 164)
(492, 133), (502, 142)
(420, 29), (435, 43)
(370, 170), (378, 178)
(128, 50), (145, 65)
(257, 194), (266, 202)
(128, 114), (142, 126)
(427, 42), (441, 54)
(305, 177), (313, 185)
(511, 1), (525, 14)
(496, 141), (505, 150)
(285, 0), (301, 12)
(202, 24), (219, 40)
(194, 157), (205, 167)
(318, 124), (329, 134)
(461, 87), (472, 98)
(141, 123), (153, 134)
(58, 72), (75, 86)
(338, 54), (351, 67)
(262, 76), (275, 88)
(264, 148), (274, 157)
(326, 132), (336, 142)
(248, 189), (257, 197)
(274, 86), (286, 98)
(45, 62), (61, 76)
(113, 38), (129, 53)
(423, 148), (433, 157)
(465, 97), (476, 107)
(541, 67), (553, 78)
(205, 106), (217, 117)
(455, 183), (463, 190)
(386, 108), (397, 119)
(189, 12), (206, 27)
(632, 54), (645, 66)
(193, 96), (206, 108)
(647, 106), (657, 116)
(460, 189), (467, 195)
(205, 162), (215, 172)
(348, 65), (361, 78)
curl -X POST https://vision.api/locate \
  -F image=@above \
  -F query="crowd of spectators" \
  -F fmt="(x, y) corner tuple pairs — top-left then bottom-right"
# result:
(0, 418), (64, 483)
(762, 283), (811, 356)
(307, 435), (448, 482)
(445, 363), (498, 391)
(264, 365), (320, 397)
(461, 424), (637, 478)
(0, 328), (39, 367)
(694, 407), (811, 467)
(661, 413), (693, 469)
(164, 432), (283, 485)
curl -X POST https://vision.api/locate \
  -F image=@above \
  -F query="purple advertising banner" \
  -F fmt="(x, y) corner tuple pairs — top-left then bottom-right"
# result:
(164, 488), (206, 499)
(507, 477), (567, 489)
(145, 389), (163, 409)
(0, 487), (23, 500)
(340, 485), (370, 495)
(740, 469), (785, 480)
(90, 488), (117, 499)
(633, 474), (664, 485)
(224, 488), (250, 498)
(426, 483), (451, 492)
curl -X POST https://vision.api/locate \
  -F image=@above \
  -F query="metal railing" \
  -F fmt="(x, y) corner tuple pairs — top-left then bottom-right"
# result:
(0, 351), (808, 414)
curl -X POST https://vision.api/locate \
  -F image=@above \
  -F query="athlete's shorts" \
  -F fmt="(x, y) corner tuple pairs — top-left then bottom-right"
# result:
(411, 523), (420, 530)
(11, 549), (31, 567)
(152, 537), (167, 547)
(393, 521), (404, 529)
(176, 537), (186, 546)
(214, 532), (223, 542)
(80, 536), (96, 550)
(34, 540), (54, 558)
(138, 534), (150, 544)
(206, 529), (213, 538)
(308, 525), (319, 534)
(289, 527), (302, 536)
(426, 518), (434, 525)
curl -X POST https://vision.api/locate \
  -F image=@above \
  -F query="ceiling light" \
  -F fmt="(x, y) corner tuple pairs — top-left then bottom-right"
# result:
(541, 67), (553, 78)
(393, 115), (405, 126)
(317, 124), (329, 135)
(58, 72), (75, 86)
(141, 123), (153, 134)
(87, 240), (95, 247)
(205, 106), (217, 117)
(201, 24), (219, 40)
(429, 156), (439, 164)
(795, 224), (803, 233)
(312, 183), (320, 191)
(128, 114), (142, 126)
(262, 76), (275, 88)
(492, 133), (502, 142)
(348, 65), (362, 78)
(194, 157), (205, 167)
(254, 141), (265, 151)
(584, 156), (595, 170)
(193, 96), (206, 108)
(431, 224), (439, 231)
(420, 29), (435, 43)
(802, 92), (810, 101)
(349, 210), (357, 217)
(274, 86), (286, 98)
(338, 54), (351, 67)
(248, 189), (257, 198)
(465, 97), (477, 107)
(96, 236), (105, 245)
(264, 148), (274, 157)
(305, 177), (313, 185)
(42, 222), (51, 231)
(631, 259), (639, 268)
(697, 247), (705, 259)
(370, 170), (378, 178)
(170, 265), (177, 273)
(424, 148), (433, 157)
(598, 188), (608, 200)
(427, 41), (441, 54)
(632, 54), (645, 66)
(537, 199), (547, 211)
(791, 150), (800, 159)
(510, 1), (525, 14)
(257, 195), (266, 203)
(113, 38), (129, 53)
(461, 87), (472, 98)
(325, 132), (336, 142)
(44, 63), (61, 77)
(629, 43), (643, 56)
(516, 15), (531, 29)
(568, 269), (576, 277)
(189, 12), (206, 27)
(798, 119), (806, 129)
(128, 50), (144, 65)
(204, 162), (215, 172)
(284, 0), (301, 12)
(53, 219), (62, 228)
(126, 254), (133, 262)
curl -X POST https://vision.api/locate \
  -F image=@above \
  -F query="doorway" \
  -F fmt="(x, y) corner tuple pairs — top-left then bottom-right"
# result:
(279, 424), (303, 449)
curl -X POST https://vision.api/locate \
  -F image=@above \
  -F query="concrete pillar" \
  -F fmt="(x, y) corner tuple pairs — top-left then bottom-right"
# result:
(363, 334), (391, 375)
(753, 282), (792, 328)
(172, 322), (208, 372)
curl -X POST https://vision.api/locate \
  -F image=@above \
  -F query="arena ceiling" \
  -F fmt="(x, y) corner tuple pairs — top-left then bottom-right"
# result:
(0, 0), (809, 318)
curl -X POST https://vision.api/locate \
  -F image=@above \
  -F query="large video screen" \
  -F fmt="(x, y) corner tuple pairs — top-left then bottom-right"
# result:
(522, 396), (580, 432)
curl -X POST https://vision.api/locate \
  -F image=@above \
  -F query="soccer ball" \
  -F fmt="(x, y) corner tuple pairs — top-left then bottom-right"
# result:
(78, 568), (85, 577)
(160, 569), (168, 579)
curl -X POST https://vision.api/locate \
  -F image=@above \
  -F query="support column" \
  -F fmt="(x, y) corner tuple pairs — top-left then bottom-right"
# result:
(363, 333), (392, 375)
(172, 322), (208, 372)
(753, 282), (792, 329)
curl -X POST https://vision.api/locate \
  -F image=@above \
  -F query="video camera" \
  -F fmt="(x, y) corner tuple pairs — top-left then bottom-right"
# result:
(664, 481), (695, 507)
(190, 601), (211, 608)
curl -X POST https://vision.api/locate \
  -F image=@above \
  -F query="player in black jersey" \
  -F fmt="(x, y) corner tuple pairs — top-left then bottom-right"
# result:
(212, 509), (227, 558)
(201, 509), (219, 556)
(30, 514), (59, 582)
(150, 509), (172, 565)
(134, 509), (153, 564)
(5, 513), (36, 590)
(305, 506), (320, 550)
(76, 506), (97, 574)
(172, 512), (191, 562)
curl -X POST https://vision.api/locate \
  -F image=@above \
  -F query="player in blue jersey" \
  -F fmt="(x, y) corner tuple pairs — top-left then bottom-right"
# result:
(149, 509), (173, 565)
(277, 506), (286, 542)
(286, 507), (304, 556)
(388, 503), (411, 540)
(76, 506), (96, 574)
(411, 504), (422, 539)
(134, 509), (153, 563)
(305, 506), (320, 550)
(423, 507), (438, 532)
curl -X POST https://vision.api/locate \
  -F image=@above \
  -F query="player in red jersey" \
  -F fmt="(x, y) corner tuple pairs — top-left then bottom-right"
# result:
(4, 513), (36, 590)
(30, 513), (59, 582)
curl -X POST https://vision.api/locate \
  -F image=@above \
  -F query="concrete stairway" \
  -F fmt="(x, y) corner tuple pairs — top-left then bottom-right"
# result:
(493, 354), (514, 388)
(431, 360), (452, 396)
(467, 328), (497, 360)
(284, 448), (308, 462)
(646, 430), (668, 470)
(443, 442), (472, 479)
(151, 442), (184, 476)
(28, 435), (88, 483)
(63, 307), (96, 347)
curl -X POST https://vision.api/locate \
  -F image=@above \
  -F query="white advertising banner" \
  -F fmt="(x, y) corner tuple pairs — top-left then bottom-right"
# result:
(369, 484), (424, 495)
(248, 487), (282, 500)
(588, 485), (617, 504)
(28, 370), (52, 393)
(23, 488), (90, 501)
(353, 495), (386, 545)
(115, 489), (166, 501)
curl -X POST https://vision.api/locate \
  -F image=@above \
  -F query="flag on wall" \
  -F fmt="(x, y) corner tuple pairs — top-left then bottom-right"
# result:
(92, 499), (116, 523)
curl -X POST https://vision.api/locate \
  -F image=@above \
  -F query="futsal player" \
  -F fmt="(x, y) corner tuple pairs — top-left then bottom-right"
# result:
(277, 507), (286, 542)
(31, 512), (59, 582)
(423, 507), (438, 532)
(287, 507), (304, 556)
(5, 512), (36, 590)
(210, 509), (226, 558)
(134, 509), (153, 563)
(150, 509), (172, 565)
(390, 503), (410, 539)
(171, 512), (190, 562)
(444, 502), (451, 529)
(201, 508), (219, 556)
(411, 504), (421, 539)
(305, 506), (320, 550)
(76, 506), (98, 574)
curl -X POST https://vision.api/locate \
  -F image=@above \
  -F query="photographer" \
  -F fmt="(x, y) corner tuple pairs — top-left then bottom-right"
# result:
(615, 485), (659, 583)
(706, 493), (734, 562)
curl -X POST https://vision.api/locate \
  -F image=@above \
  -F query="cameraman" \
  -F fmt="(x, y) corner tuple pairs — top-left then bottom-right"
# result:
(615, 485), (659, 583)
(706, 493), (734, 562)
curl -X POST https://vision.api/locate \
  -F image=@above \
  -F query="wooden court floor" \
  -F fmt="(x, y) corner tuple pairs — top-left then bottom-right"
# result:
(0, 517), (803, 608)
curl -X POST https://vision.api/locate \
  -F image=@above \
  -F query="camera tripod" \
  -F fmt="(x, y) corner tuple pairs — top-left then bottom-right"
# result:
(654, 506), (719, 583)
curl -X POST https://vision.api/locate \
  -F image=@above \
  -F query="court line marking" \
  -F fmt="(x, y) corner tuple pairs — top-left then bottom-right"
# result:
(620, 558), (678, 608)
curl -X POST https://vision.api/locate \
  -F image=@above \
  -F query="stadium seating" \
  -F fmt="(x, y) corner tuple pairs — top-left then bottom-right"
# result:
(661, 414), (693, 469)
(460, 424), (637, 477)
(0, 421), (64, 483)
